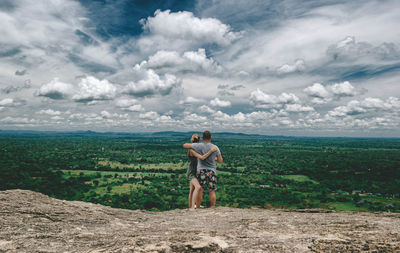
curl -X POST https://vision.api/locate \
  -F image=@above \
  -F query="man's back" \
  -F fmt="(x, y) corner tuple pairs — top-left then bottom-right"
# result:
(191, 142), (220, 173)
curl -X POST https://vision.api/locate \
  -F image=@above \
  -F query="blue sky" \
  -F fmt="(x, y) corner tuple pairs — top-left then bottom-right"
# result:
(0, 0), (400, 136)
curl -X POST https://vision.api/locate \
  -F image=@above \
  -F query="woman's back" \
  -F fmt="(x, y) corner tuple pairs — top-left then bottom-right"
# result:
(187, 154), (197, 179)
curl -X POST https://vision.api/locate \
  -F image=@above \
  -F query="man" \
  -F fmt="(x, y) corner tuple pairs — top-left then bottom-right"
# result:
(183, 130), (223, 208)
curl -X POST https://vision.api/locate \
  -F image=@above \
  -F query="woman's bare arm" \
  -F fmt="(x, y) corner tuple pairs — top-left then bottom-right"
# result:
(189, 145), (217, 160)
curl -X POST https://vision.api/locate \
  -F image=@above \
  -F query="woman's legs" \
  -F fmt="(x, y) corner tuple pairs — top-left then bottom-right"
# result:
(191, 177), (203, 208)
(189, 180), (195, 208)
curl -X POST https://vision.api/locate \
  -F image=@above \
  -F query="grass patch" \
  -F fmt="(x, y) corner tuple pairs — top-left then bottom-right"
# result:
(326, 202), (369, 212)
(280, 174), (318, 184)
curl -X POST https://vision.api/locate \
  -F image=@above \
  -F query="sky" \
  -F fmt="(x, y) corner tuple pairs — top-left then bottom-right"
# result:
(0, 0), (399, 137)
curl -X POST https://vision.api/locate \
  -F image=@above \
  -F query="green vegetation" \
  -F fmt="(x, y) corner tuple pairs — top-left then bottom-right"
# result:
(0, 131), (399, 212)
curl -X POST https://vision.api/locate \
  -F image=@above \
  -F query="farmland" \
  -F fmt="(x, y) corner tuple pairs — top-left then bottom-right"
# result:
(1, 131), (399, 212)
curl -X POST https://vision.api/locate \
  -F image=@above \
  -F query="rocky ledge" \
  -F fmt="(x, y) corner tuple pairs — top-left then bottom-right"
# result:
(0, 189), (399, 252)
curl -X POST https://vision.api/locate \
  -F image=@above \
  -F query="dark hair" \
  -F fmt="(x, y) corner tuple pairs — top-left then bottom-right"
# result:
(203, 130), (211, 140)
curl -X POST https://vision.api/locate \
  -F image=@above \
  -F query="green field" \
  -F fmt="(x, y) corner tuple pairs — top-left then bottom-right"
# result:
(1, 132), (399, 212)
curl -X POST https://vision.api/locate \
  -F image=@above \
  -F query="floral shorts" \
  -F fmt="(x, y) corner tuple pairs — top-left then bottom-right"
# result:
(197, 169), (217, 191)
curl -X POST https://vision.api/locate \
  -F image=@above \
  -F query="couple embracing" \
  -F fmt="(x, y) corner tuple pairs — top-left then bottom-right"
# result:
(183, 130), (223, 209)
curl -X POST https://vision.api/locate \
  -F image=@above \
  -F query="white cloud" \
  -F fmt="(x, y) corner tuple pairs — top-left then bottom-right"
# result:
(138, 9), (242, 52)
(101, 110), (112, 119)
(139, 111), (160, 120)
(124, 68), (180, 97)
(115, 98), (144, 112)
(72, 76), (117, 102)
(198, 105), (216, 114)
(327, 36), (400, 61)
(0, 98), (14, 106)
(284, 104), (314, 113)
(138, 48), (221, 74)
(329, 81), (356, 98)
(276, 59), (306, 74)
(125, 104), (144, 112)
(37, 109), (61, 116)
(179, 96), (204, 105)
(115, 98), (138, 108)
(0, 116), (36, 124)
(304, 81), (357, 104)
(210, 98), (231, 107)
(184, 113), (208, 122)
(304, 83), (330, 99)
(36, 78), (74, 99)
(327, 97), (400, 118)
(250, 89), (299, 108)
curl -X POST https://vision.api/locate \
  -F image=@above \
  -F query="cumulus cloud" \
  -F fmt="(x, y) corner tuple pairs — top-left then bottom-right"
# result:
(250, 89), (299, 109)
(198, 105), (216, 114)
(304, 81), (357, 104)
(141, 9), (241, 45)
(37, 109), (61, 116)
(0, 116), (36, 124)
(179, 96), (204, 105)
(72, 76), (117, 102)
(184, 113), (208, 122)
(330, 81), (356, 98)
(115, 98), (144, 112)
(284, 104), (314, 113)
(327, 36), (400, 61)
(210, 98), (231, 107)
(137, 9), (242, 52)
(304, 83), (329, 99)
(36, 78), (74, 100)
(139, 111), (160, 120)
(0, 98), (25, 108)
(0, 98), (15, 106)
(124, 68), (180, 97)
(327, 97), (400, 118)
(137, 48), (222, 74)
(276, 59), (306, 74)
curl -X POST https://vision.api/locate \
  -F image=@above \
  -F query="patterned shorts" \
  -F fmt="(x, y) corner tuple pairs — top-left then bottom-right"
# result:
(197, 169), (217, 191)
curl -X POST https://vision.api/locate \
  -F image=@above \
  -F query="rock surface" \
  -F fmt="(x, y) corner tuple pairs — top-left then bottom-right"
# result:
(0, 189), (399, 252)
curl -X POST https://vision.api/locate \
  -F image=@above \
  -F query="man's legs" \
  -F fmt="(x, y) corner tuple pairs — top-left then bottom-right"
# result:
(209, 190), (216, 207)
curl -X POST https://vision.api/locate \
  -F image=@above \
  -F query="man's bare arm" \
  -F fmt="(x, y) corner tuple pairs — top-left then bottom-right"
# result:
(183, 143), (192, 149)
(190, 146), (217, 160)
(216, 154), (223, 163)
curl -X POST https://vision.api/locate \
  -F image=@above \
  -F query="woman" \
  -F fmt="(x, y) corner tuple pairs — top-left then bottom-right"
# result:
(187, 133), (217, 209)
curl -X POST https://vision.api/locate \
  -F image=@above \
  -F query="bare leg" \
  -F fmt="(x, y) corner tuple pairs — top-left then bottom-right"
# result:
(209, 190), (216, 207)
(197, 187), (203, 207)
(191, 178), (203, 208)
(189, 180), (195, 208)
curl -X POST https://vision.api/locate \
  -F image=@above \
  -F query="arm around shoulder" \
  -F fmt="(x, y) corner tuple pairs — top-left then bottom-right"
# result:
(183, 143), (192, 149)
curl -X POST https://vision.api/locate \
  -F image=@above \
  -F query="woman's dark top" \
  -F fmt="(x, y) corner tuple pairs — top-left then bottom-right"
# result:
(186, 155), (197, 180)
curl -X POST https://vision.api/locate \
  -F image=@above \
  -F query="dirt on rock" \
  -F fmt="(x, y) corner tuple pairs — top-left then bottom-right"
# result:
(0, 189), (399, 252)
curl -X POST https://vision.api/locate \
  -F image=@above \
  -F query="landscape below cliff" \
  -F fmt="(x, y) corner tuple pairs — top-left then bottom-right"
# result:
(1, 189), (399, 252)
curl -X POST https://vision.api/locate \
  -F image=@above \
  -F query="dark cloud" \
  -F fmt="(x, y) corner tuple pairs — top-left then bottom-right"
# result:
(230, 84), (245, 90)
(15, 69), (27, 76)
(0, 47), (21, 58)
(217, 84), (229, 89)
(0, 0), (16, 12)
(217, 90), (234, 96)
(1, 80), (31, 94)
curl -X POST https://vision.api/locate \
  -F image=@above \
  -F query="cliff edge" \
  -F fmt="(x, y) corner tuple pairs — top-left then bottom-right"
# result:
(0, 190), (399, 252)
